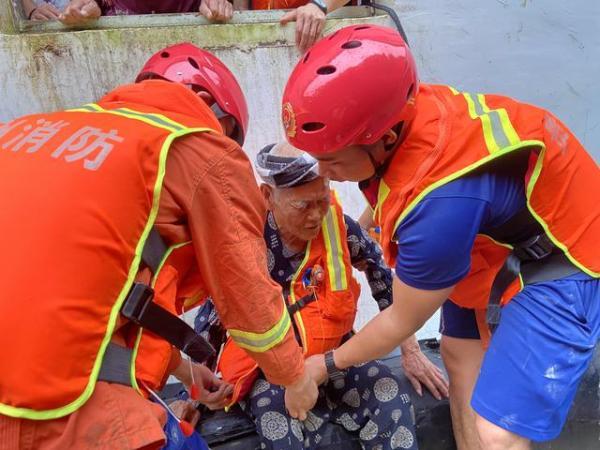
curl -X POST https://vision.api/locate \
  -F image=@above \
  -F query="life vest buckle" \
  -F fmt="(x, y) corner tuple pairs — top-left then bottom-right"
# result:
(513, 233), (554, 261)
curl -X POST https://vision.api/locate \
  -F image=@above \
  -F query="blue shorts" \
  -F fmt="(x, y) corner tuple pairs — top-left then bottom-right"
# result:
(471, 274), (600, 442)
(439, 299), (481, 340)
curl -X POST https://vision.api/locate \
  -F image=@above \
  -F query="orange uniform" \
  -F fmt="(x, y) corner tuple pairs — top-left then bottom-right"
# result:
(372, 84), (599, 310)
(0, 81), (303, 449)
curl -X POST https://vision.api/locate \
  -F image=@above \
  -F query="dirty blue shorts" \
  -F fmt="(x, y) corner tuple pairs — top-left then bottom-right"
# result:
(439, 299), (481, 340)
(471, 273), (600, 442)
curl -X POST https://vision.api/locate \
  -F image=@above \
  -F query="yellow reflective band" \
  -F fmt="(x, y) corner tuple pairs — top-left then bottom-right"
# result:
(374, 179), (391, 225)
(112, 108), (185, 132)
(229, 301), (292, 353)
(71, 103), (189, 133)
(462, 93), (521, 154)
(288, 242), (313, 354)
(391, 139), (545, 242)
(322, 206), (348, 291)
(448, 86), (460, 95)
(67, 103), (104, 113)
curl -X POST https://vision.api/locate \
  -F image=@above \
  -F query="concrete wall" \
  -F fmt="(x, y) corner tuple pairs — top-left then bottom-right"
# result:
(1, 0), (598, 337)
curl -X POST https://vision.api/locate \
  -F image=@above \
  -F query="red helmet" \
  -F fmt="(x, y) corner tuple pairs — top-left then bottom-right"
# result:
(282, 25), (418, 155)
(136, 43), (249, 145)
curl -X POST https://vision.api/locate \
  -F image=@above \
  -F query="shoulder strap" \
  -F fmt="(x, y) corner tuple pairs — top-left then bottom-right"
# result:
(141, 227), (168, 274)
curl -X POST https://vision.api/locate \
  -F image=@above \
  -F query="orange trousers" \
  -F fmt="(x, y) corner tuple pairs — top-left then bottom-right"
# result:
(0, 382), (166, 450)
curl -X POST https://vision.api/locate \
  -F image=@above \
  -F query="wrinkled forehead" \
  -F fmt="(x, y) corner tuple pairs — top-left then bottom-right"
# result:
(274, 177), (330, 201)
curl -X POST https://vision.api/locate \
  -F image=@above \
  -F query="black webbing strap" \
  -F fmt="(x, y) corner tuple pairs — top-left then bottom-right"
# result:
(121, 283), (216, 363)
(287, 293), (317, 315)
(113, 227), (215, 366)
(486, 236), (579, 333)
(98, 343), (134, 386)
(141, 227), (168, 274)
(486, 253), (520, 333)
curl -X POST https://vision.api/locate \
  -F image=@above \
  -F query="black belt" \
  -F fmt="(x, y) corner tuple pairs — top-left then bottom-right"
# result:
(486, 233), (579, 332)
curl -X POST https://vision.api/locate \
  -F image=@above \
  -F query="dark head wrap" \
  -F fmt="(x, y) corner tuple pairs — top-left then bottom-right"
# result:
(255, 143), (320, 188)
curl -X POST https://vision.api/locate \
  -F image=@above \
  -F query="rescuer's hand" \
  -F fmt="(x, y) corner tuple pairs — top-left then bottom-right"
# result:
(284, 369), (319, 420)
(174, 360), (234, 410)
(59, 0), (100, 25)
(199, 0), (233, 23)
(280, 3), (326, 53)
(170, 400), (202, 427)
(400, 336), (449, 400)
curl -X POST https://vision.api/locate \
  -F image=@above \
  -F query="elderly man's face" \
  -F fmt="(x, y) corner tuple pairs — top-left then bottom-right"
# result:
(268, 178), (331, 242)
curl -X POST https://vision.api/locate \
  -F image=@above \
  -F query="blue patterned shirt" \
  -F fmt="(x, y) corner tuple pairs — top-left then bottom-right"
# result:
(264, 211), (393, 311)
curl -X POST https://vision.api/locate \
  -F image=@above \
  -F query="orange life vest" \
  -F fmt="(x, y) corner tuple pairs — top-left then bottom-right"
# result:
(0, 80), (220, 420)
(371, 84), (599, 310)
(219, 192), (361, 405)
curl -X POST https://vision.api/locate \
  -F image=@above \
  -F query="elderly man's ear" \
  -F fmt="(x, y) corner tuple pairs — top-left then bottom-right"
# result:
(260, 184), (274, 207)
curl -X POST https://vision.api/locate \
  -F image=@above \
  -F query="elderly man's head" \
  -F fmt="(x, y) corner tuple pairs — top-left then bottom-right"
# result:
(256, 142), (330, 243)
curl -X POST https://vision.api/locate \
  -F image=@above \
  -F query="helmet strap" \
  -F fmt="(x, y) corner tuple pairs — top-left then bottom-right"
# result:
(364, 147), (389, 179)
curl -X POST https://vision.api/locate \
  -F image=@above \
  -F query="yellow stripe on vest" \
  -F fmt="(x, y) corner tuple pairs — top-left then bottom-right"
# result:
(462, 93), (521, 154)
(229, 301), (292, 353)
(67, 103), (105, 113)
(69, 103), (187, 133)
(288, 241), (313, 354)
(322, 204), (348, 292)
(374, 179), (391, 226)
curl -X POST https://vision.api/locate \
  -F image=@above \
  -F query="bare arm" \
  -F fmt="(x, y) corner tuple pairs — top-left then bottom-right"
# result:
(334, 276), (452, 369)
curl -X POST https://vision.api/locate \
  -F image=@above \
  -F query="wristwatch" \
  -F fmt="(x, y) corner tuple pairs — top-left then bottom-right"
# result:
(310, 0), (328, 14)
(324, 350), (346, 382)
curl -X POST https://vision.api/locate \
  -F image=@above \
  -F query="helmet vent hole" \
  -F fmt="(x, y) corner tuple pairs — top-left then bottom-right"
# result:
(341, 40), (362, 49)
(188, 58), (200, 70)
(302, 122), (325, 133)
(160, 51), (170, 58)
(355, 26), (370, 30)
(317, 65), (336, 75)
(303, 52), (311, 63)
